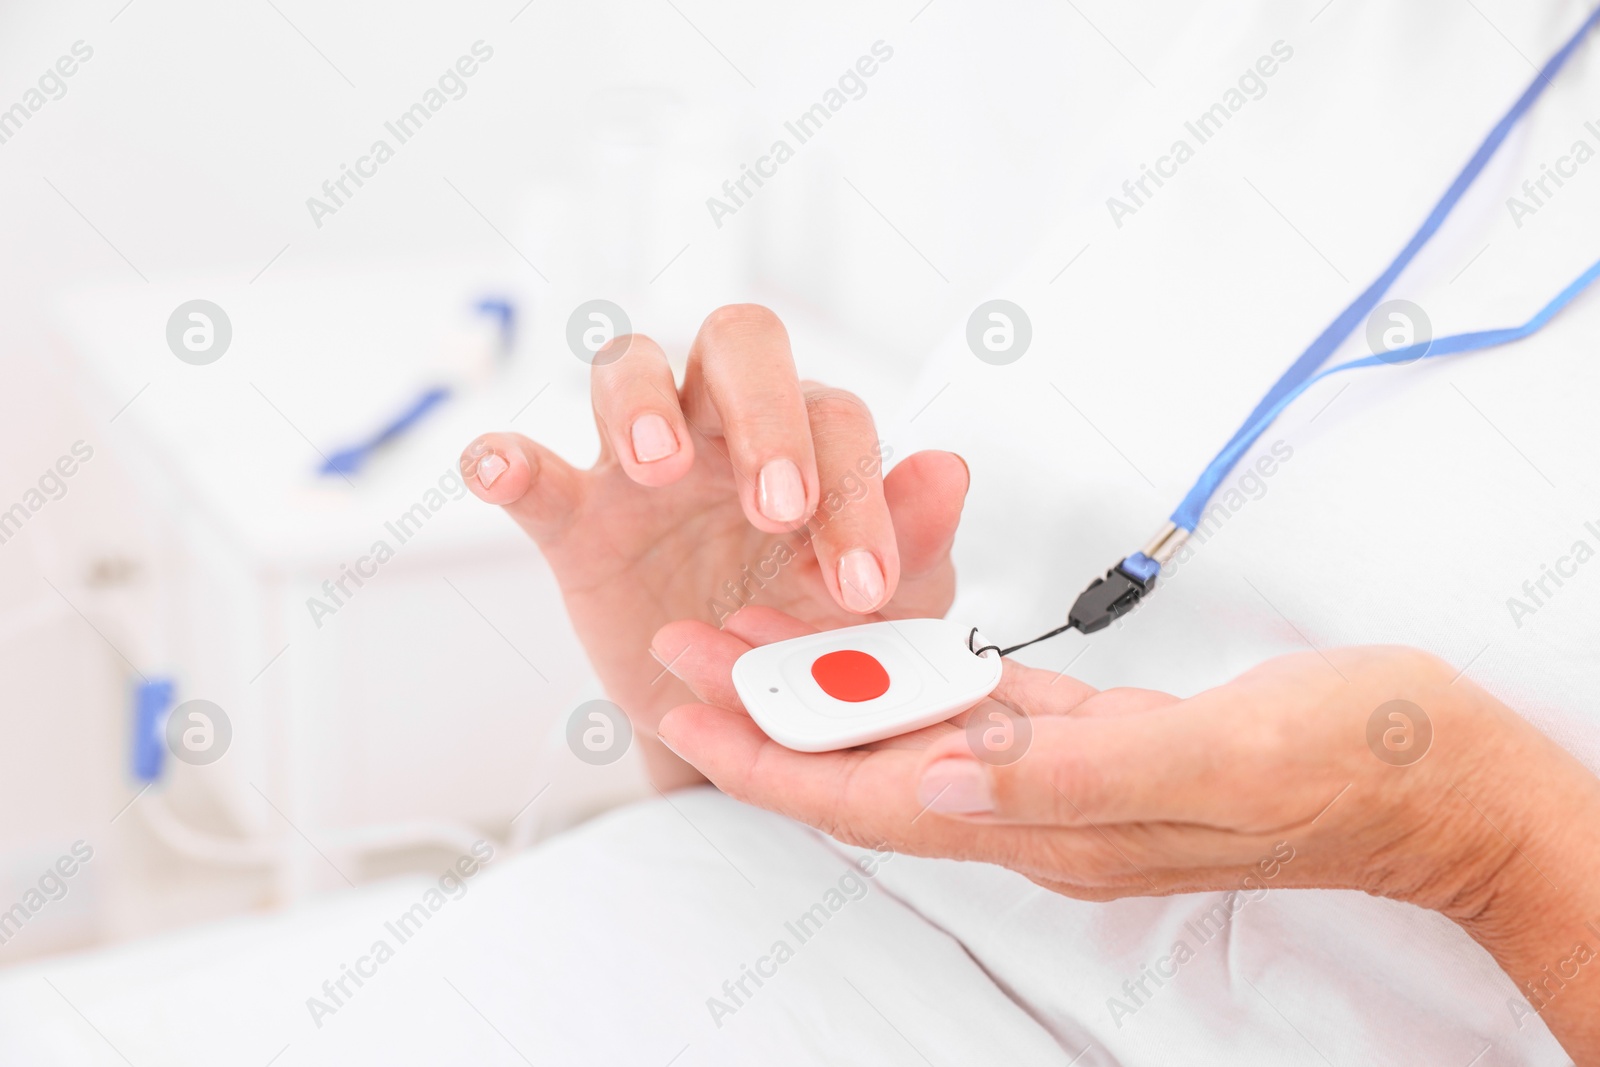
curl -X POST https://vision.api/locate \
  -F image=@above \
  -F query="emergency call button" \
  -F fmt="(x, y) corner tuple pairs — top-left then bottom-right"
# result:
(810, 649), (891, 702)
(733, 619), (1002, 752)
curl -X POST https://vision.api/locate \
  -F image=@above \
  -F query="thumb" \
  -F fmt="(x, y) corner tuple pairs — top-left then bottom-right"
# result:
(882, 449), (967, 609)
(460, 431), (584, 543)
(914, 694), (1211, 826)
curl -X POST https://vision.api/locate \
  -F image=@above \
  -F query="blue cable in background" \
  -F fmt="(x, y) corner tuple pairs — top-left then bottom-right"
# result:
(321, 386), (452, 477)
(317, 296), (516, 478)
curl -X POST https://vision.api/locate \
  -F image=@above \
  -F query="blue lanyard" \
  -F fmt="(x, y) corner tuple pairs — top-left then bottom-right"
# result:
(991, 6), (1600, 651)
(1164, 4), (1600, 538)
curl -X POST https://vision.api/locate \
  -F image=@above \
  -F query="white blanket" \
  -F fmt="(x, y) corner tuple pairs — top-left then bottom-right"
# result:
(0, 791), (1074, 1066)
(0, 789), (1571, 1064)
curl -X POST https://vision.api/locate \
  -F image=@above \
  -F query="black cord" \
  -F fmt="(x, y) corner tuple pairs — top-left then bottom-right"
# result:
(968, 628), (1001, 657)
(968, 621), (1078, 659)
(966, 558), (1162, 659)
(995, 620), (1078, 656)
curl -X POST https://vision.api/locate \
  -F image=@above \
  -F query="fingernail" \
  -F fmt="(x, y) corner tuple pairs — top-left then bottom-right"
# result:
(656, 731), (684, 760)
(757, 458), (806, 523)
(630, 413), (678, 464)
(476, 452), (508, 488)
(838, 549), (885, 613)
(918, 759), (993, 815)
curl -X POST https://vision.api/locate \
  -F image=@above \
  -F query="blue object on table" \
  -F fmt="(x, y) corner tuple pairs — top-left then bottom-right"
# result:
(318, 297), (517, 478)
(320, 385), (452, 477)
(133, 677), (175, 782)
(475, 296), (517, 355)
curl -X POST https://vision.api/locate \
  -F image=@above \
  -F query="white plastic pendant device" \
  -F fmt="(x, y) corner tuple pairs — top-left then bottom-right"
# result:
(731, 619), (1003, 752)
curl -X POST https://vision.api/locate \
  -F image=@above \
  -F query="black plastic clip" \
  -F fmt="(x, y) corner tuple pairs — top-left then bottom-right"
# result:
(1067, 563), (1155, 634)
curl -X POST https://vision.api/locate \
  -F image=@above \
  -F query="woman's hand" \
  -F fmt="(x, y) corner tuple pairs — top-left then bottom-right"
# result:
(460, 305), (968, 786)
(654, 607), (1600, 1058)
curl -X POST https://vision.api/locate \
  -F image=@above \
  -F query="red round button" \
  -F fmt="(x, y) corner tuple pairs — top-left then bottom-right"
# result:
(810, 649), (890, 702)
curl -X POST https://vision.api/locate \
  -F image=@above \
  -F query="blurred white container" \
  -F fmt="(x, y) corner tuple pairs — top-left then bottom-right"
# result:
(55, 263), (647, 909)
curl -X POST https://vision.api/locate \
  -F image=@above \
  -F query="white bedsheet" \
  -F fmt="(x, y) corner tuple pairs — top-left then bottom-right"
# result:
(0, 788), (1571, 1065)
(0, 790), (1073, 1066)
